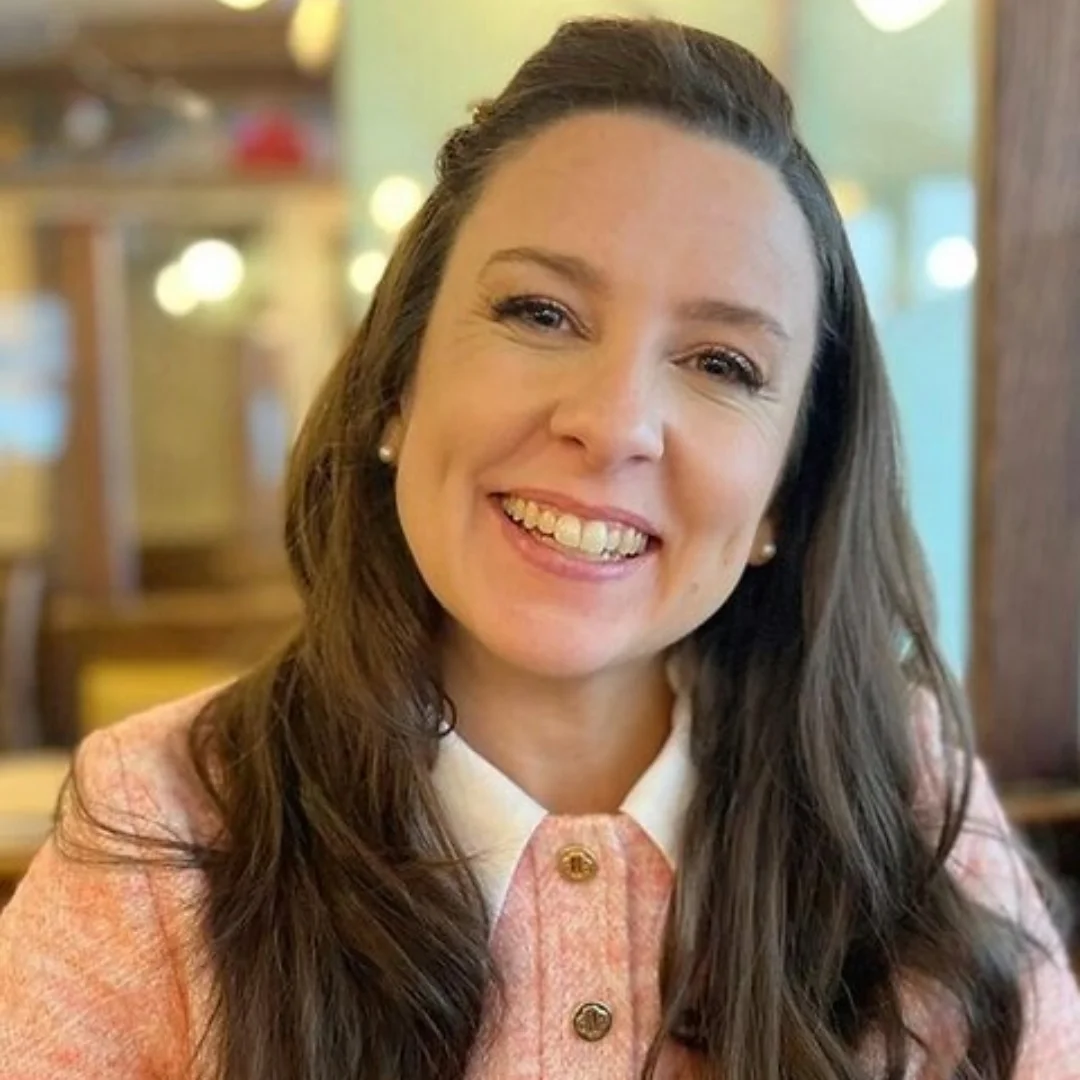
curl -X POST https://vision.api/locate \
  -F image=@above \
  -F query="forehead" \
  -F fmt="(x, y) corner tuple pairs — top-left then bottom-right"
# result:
(449, 111), (818, 340)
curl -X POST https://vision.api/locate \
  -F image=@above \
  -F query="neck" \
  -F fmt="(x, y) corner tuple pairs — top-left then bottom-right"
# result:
(440, 635), (674, 814)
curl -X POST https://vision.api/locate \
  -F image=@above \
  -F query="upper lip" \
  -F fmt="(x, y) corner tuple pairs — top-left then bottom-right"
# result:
(498, 488), (661, 538)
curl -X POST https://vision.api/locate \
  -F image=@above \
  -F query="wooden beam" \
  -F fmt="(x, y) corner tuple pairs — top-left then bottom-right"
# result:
(47, 222), (139, 603)
(1, 175), (344, 228)
(0, 14), (329, 98)
(970, 0), (1080, 782)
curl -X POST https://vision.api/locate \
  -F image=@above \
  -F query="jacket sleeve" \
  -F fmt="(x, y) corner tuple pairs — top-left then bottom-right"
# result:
(949, 757), (1080, 1076)
(0, 728), (192, 1079)
(912, 692), (1080, 1078)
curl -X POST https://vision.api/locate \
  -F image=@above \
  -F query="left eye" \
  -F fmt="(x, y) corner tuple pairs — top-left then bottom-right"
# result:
(692, 348), (765, 392)
(491, 295), (575, 333)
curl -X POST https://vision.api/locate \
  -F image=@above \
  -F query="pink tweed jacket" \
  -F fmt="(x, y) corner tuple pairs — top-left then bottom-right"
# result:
(1, 687), (1079, 1079)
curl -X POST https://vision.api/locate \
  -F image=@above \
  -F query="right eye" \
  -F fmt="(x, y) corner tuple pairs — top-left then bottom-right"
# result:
(490, 295), (576, 334)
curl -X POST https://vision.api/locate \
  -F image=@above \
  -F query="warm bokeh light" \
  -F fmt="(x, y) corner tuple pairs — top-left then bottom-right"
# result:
(926, 236), (977, 290)
(852, 0), (950, 33)
(288, 0), (342, 74)
(348, 250), (389, 296)
(369, 175), (424, 233)
(829, 178), (870, 220)
(178, 239), (246, 303)
(154, 263), (199, 318)
(215, 0), (274, 10)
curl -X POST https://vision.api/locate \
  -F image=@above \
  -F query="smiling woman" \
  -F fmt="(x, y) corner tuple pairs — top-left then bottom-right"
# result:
(1, 15), (1079, 1080)
(394, 114), (810, 714)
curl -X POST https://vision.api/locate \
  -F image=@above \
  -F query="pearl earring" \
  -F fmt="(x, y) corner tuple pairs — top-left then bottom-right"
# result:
(377, 443), (396, 465)
(760, 541), (777, 562)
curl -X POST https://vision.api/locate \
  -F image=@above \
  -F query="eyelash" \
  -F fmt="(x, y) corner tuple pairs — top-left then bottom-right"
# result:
(693, 347), (766, 393)
(489, 293), (766, 393)
(491, 295), (575, 333)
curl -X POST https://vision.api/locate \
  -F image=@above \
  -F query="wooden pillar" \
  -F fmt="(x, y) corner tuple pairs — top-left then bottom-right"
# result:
(970, 1), (1080, 783)
(49, 222), (139, 602)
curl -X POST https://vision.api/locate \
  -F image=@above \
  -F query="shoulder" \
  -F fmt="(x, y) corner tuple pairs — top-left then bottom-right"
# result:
(906, 685), (976, 827)
(48, 689), (226, 1015)
(907, 684), (953, 777)
(0, 689), (228, 1072)
(902, 691), (1080, 1072)
(67, 684), (227, 850)
(905, 686), (1066, 934)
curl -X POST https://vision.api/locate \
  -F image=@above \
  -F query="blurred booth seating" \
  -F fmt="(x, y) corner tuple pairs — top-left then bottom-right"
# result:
(0, 556), (47, 751)
(0, 576), (299, 900)
(0, 750), (70, 904)
(48, 579), (299, 735)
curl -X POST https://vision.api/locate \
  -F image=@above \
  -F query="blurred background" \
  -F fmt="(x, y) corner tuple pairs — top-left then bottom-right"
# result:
(0, 0), (1077, 927)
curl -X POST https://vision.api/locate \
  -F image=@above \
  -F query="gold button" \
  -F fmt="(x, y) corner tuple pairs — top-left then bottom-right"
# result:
(572, 1001), (613, 1042)
(557, 843), (599, 883)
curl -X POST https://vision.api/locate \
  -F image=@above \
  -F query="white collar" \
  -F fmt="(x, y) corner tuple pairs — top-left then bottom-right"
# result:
(431, 675), (695, 920)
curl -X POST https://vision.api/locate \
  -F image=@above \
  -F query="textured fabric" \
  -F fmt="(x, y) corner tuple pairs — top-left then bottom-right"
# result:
(465, 814), (695, 1079)
(432, 675), (693, 919)
(1, 690), (1079, 1078)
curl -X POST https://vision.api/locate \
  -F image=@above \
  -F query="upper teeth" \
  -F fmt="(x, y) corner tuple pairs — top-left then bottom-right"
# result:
(501, 496), (649, 557)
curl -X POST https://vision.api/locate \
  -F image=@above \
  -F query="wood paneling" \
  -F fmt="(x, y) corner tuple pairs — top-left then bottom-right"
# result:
(39, 585), (298, 743)
(1003, 786), (1080, 828)
(0, 14), (328, 97)
(970, 0), (1080, 783)
(48, 222), (139, 603)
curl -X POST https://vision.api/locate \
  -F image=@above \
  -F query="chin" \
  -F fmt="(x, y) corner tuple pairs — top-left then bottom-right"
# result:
(476, 622), (636, 681)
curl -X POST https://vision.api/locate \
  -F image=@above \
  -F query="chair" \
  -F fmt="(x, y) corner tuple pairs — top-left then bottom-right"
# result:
(0, 749), (71, 900)
(0, 557), (47, 752)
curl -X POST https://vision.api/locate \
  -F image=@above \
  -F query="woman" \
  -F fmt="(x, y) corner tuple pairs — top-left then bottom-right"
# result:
(1, 17), (1078, 1080)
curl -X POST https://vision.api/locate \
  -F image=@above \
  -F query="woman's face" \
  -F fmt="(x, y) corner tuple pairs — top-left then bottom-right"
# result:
(393, 111), (820, 680)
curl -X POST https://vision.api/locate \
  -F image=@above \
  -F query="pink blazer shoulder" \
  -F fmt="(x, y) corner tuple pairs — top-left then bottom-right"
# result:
(0, 692), (217, 1079)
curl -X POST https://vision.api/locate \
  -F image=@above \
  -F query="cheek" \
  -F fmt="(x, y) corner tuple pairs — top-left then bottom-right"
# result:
(406, 322), (520, 447)
(400, 366), (482, 481)
(679, 423), (783, 542)
(402, 362), (554, 504)
(671, 432), (777, 613)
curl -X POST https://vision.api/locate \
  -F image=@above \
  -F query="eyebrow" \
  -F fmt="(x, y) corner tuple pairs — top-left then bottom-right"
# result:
(480, 245), (791, 344)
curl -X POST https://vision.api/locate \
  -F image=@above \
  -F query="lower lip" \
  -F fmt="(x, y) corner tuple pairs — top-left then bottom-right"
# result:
(491, 499), (653, 583)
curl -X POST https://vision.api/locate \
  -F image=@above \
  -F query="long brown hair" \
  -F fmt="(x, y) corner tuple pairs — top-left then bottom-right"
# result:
(67, 17), (1035, 1079)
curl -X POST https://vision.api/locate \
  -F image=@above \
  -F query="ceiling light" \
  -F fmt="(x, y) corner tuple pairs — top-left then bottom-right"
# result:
(216, 0), (273, 10)
(349, 251), (389, 296)
(154, 263), (199, 318)
(178, 239), (246, 303)
(288, 0), (342, 73)
(925, 236), (977, 290)
(852, 0), (949, 33)
(370, 175), (424, 234)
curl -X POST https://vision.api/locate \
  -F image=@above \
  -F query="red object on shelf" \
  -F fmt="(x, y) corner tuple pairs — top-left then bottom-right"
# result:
(232, 110), (308, 172)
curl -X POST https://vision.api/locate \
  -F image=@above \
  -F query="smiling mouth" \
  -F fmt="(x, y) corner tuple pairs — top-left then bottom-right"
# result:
(499, 495), (654, 562)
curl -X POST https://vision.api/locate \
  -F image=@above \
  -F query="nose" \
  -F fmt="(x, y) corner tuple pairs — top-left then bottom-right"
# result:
(547, 342), (665, 470)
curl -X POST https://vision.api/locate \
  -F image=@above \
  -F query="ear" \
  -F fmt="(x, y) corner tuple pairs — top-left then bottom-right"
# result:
(747, 518), (778, 567)
(391, 381), (417, 439)
(377, 415), (406, 462)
